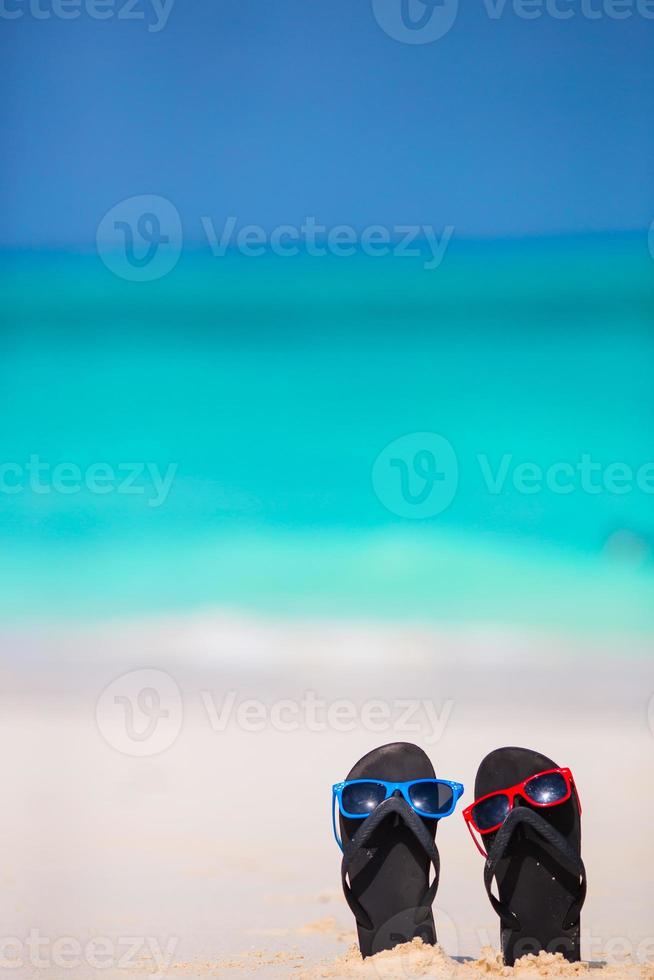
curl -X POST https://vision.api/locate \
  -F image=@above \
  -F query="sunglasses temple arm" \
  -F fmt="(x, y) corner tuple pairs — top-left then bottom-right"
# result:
(332, 792), (344, 852)
(465, 817), (488, 858)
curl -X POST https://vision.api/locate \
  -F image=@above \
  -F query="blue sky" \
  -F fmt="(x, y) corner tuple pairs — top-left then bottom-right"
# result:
(2, 0), (653, 247)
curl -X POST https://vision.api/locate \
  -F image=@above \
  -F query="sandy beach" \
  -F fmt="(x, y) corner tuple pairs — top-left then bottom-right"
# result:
(2, 611), (652, 979)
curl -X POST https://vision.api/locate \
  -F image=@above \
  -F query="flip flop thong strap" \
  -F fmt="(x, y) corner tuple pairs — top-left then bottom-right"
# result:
(340, 797), (441, 931)
(484, 806), (587, 931)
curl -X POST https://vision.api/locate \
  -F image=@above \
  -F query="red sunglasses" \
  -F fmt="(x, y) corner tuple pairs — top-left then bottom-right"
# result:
(463, 767), (580, 857)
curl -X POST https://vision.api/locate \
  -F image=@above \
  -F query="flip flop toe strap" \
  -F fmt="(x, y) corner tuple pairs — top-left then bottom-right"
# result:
(484, 806), (587, 931)
(341, 797), (440, 931)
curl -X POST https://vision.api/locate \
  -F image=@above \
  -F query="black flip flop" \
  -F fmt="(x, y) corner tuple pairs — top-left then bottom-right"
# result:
(475, 746), (587, 966)
(338, 742), (441, 958)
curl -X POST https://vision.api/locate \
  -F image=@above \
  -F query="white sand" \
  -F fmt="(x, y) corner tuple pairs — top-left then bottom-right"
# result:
(2, 611), (652, 978)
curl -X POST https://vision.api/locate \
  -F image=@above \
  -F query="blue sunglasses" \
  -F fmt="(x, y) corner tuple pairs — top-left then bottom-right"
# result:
(332, 778), (464, 851)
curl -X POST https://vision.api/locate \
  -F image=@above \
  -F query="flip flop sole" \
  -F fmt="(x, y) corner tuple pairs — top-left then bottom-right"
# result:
(340, 742), (438, 957)
(476, 746), (583, 965)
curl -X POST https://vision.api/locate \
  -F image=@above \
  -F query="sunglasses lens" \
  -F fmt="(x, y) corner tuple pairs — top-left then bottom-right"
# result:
(524, 772), (568, 805)
(472, 793), (510, 831)
(408, 781), (454, 815)
(341, 781), (387, 815)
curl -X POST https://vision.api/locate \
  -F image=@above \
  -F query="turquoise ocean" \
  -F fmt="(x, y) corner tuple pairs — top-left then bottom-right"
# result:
(1, 235), (653, 633)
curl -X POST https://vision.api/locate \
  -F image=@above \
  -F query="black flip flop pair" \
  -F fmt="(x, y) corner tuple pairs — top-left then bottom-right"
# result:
(333, 742), (586, 965)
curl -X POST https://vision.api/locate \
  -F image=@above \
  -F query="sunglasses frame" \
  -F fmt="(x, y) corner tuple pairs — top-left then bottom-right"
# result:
(332, 777), (464, 851)
(462, 766), (580, 857)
